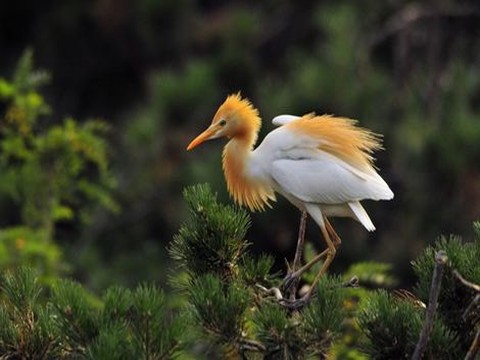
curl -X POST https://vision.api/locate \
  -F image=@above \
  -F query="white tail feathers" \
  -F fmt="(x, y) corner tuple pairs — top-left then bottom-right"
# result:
(348, 201), (376, 231)
(272, 115), (300, 126)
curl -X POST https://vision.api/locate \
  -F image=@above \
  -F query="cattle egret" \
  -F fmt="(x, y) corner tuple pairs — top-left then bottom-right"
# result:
(187, 93), (393, 307)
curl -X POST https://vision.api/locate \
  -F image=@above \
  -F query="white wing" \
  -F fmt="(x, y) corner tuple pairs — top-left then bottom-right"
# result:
(270, 150), (392, 205)
(251, 125), (393, 204)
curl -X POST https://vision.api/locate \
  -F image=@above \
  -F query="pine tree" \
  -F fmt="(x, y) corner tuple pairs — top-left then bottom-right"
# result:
(0, 268), (186, 359)
(169, 184), (348, 359)
(0, 184), (478, 358)
(358, 222), (480, 359)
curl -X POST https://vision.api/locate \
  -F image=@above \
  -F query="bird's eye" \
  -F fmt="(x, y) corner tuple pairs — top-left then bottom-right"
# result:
(218, 119), (227, 126)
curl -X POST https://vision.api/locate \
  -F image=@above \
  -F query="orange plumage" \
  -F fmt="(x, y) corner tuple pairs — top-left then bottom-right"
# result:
(286, 114), (382, 173)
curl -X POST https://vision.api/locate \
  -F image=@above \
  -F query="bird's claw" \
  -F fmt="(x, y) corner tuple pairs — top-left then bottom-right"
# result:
(284, 258), (293, 273)
(281, 271), (300, 293)
(256, 283), (313, 310)
(255, 283), (283, 300)
(279, 293), (313, 310)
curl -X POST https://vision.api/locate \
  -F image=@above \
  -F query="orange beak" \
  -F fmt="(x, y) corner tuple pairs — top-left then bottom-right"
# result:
(186, 126), (217, 151)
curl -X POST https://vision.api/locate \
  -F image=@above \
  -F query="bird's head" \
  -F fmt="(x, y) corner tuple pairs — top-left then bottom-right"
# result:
(187, 93), (261, 150)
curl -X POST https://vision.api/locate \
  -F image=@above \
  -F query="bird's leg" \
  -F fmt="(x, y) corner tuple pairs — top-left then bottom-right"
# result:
(282, 216), (341, 295)
(282, 248), (329, 294)
(284, 211), (308, 299)
(292, 211), (308, 272)
(281, 223), (337, 309)
(299, 223), (337, 301)
(325, 217), (341, 248)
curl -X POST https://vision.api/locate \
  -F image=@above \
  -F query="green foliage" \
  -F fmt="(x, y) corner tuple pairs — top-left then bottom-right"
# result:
(359, 291), (459, 359)
(344, 261), (397, 289)
(302, 276), (346, 351)
(130, 284), (184, 358)
(0, 185), (478, 359)
(169, 183), (251, 280)
(52, 280), (99, 350)
(412, 225), (480, 352)
(2, 2), (479, 358)
(0, 226), (62, 283)
(87, 322), (133, 360)
(239, 253), (278, 288)
(189, 274), (250, 343)
(252, 276), (347, 359)
(172, 186), (479, 359)
(172, 185), (350, 358)
(0, 267), (62, 358)
(359, 224), (480, 358)
(253, 302), (305, 359)
(0, 50), (117, 280)
(0, 267), (186, 359)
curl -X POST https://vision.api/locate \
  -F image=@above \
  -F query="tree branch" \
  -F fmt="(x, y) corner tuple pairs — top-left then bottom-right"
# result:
(453, 270), (480, 292)
(451, 269), (480, 360)
(367, 4), (480, 48)
(239, 338), (266, 352)
(412, 250), (448, 360)
(465, 327), (480, 360)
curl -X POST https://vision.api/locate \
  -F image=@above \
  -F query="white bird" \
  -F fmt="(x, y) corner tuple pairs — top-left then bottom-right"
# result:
(187, 93), (393, 306)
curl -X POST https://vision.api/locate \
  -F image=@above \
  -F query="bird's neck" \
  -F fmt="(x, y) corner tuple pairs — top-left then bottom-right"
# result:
(222, 137), (253, 198)
(230, 110), (261, 151)
(222, 136), (275, 211)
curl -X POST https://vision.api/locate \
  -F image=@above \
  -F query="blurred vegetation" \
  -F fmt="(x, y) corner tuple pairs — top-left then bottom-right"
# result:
(0, 49), (116, 284)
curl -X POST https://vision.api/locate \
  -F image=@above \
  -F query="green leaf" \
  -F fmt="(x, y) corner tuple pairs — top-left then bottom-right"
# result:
(0, 78), (14, 98)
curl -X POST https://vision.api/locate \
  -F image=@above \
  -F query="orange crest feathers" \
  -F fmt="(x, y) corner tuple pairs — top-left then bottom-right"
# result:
(214, 93), (262, 148)
(217, 93), (257, 114)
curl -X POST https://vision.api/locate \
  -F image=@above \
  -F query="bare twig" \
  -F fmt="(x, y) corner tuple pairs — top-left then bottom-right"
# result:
(367, 4), (480, 48)
(255, 284), (283, 300)
(451, 268), (480, 359)
(453, 270), (480, 293)
(465, 327), (480, 360)
(239, 338), (266, 352)
(412, 250), (448, 360)
(463, 294), (480, 322)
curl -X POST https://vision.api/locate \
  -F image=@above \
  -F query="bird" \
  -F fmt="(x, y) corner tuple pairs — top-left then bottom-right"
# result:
(187, 93), (393, 306)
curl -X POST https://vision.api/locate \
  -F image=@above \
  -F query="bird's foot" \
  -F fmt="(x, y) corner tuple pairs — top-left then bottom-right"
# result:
(256, 283), (312, 310)
(341, 276), (359, 288)
(279, 293), (313, 310)
(281, 271), (301, 294)
(255, 283), (283, 300)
